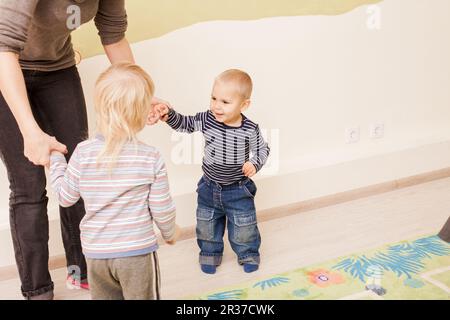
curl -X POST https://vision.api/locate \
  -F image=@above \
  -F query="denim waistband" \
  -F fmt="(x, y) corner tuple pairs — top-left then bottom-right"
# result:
(202, 175), (250, 190)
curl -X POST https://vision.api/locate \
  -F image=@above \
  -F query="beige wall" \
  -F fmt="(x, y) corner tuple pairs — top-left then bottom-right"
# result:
(72, 0), (381, 59)
(1, 0), (450, 266)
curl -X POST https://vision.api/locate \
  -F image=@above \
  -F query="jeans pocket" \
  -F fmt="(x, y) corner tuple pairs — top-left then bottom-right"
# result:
(196, 207), (215, 241)
(242, 179), (257, 198)
(233, 212), (258, 244)
(196, 177), (206, 193)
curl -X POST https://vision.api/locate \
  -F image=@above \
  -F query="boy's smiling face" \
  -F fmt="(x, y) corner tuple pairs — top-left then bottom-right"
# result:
(210, 80), (250, 127)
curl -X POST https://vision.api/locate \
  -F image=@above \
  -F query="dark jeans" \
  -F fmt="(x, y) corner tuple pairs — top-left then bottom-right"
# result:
(196, 175), (261, 266)
(0, 66), (88, 298)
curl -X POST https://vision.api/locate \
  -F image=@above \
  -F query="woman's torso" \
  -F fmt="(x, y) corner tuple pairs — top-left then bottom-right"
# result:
(20, 0), (100, 71)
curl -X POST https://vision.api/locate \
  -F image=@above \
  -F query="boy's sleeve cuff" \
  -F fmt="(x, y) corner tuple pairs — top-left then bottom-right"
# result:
(166, 108), (177, 125)
(250, 160), (262, 172)
(168, 108), (175, 118)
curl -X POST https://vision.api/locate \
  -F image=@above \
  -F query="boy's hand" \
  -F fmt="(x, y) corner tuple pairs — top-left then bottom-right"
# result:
(165, 224), (181, 245)
(154, 103), (170, 122)
(242, 162), (256, 177)
(147, 105), (169, 125)
(148, 97), (171, 125)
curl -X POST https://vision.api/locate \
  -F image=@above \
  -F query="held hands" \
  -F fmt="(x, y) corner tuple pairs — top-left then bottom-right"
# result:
(45, 150), (66, 169)
(242, 162), (257, 178)
(153, 103), (170, 122)
(165, 224), (181, 245)
(24, 130), (67, 167)
(147, 96), (171, 125)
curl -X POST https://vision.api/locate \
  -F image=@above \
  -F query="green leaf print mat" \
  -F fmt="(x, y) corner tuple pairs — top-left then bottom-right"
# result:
(189, 235), (450, 300)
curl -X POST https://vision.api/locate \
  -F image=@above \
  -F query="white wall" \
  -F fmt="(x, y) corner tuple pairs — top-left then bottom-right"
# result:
(1, 0), (450, 267)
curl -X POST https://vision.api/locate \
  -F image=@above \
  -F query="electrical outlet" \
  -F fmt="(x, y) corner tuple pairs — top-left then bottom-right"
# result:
(370, 123), (384, 139)
(346, 127), (360, 144)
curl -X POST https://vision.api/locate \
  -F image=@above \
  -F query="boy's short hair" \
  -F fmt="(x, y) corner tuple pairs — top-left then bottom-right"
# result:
(216, 69), (253, 100)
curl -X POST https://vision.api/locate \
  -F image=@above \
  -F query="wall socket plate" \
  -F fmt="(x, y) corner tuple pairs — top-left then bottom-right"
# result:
(370, 123), (384, 139)
(346, 127), (360, 144)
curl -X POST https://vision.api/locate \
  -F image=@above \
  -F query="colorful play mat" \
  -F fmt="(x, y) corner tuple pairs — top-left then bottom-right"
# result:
(190, 235), (450, 300)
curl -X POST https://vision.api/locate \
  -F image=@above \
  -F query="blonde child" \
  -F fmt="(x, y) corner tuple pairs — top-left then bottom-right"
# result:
(49, 62), (179, 299)
(155, 69), (269, 274)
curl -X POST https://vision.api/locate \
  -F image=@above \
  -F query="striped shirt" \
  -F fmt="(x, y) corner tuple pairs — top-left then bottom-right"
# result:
(49, 136), (176, 259)
(167, 109), (270, 185)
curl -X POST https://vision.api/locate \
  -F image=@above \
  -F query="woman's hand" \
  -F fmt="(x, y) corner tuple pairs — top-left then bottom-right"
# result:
(24, 130), (67, 166)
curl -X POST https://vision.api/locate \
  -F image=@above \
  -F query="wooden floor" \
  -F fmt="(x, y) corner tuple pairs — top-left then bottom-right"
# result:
(1, 177), (449, 300)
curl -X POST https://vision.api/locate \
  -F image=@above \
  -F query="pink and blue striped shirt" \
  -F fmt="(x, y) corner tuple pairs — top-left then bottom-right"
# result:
(50, 135), (176, 259)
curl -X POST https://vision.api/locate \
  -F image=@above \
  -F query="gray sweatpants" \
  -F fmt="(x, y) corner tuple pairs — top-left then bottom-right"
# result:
(86, 252), (160, 300)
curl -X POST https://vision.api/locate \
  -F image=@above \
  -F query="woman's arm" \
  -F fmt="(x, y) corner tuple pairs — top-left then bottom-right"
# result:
(0, 52), (38, 137)
(95, 0), (134, 64)
(0, 0), (67, 166)
(0, 52), (67, 166)
(103, 37), (135, 64)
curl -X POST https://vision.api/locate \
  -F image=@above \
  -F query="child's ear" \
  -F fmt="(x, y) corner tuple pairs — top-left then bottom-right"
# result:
(241, 99), (251, 111)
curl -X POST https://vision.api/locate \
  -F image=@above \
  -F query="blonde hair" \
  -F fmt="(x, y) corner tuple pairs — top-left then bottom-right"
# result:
(215, 69), (253, 100)
(94, 62), (155, 170)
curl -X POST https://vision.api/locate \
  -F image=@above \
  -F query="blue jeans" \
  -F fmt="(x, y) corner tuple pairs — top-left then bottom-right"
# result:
(196, 175), (261, 266)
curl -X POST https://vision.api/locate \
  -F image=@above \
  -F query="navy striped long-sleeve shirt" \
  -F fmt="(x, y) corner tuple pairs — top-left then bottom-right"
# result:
(167, 109), (270, 185)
